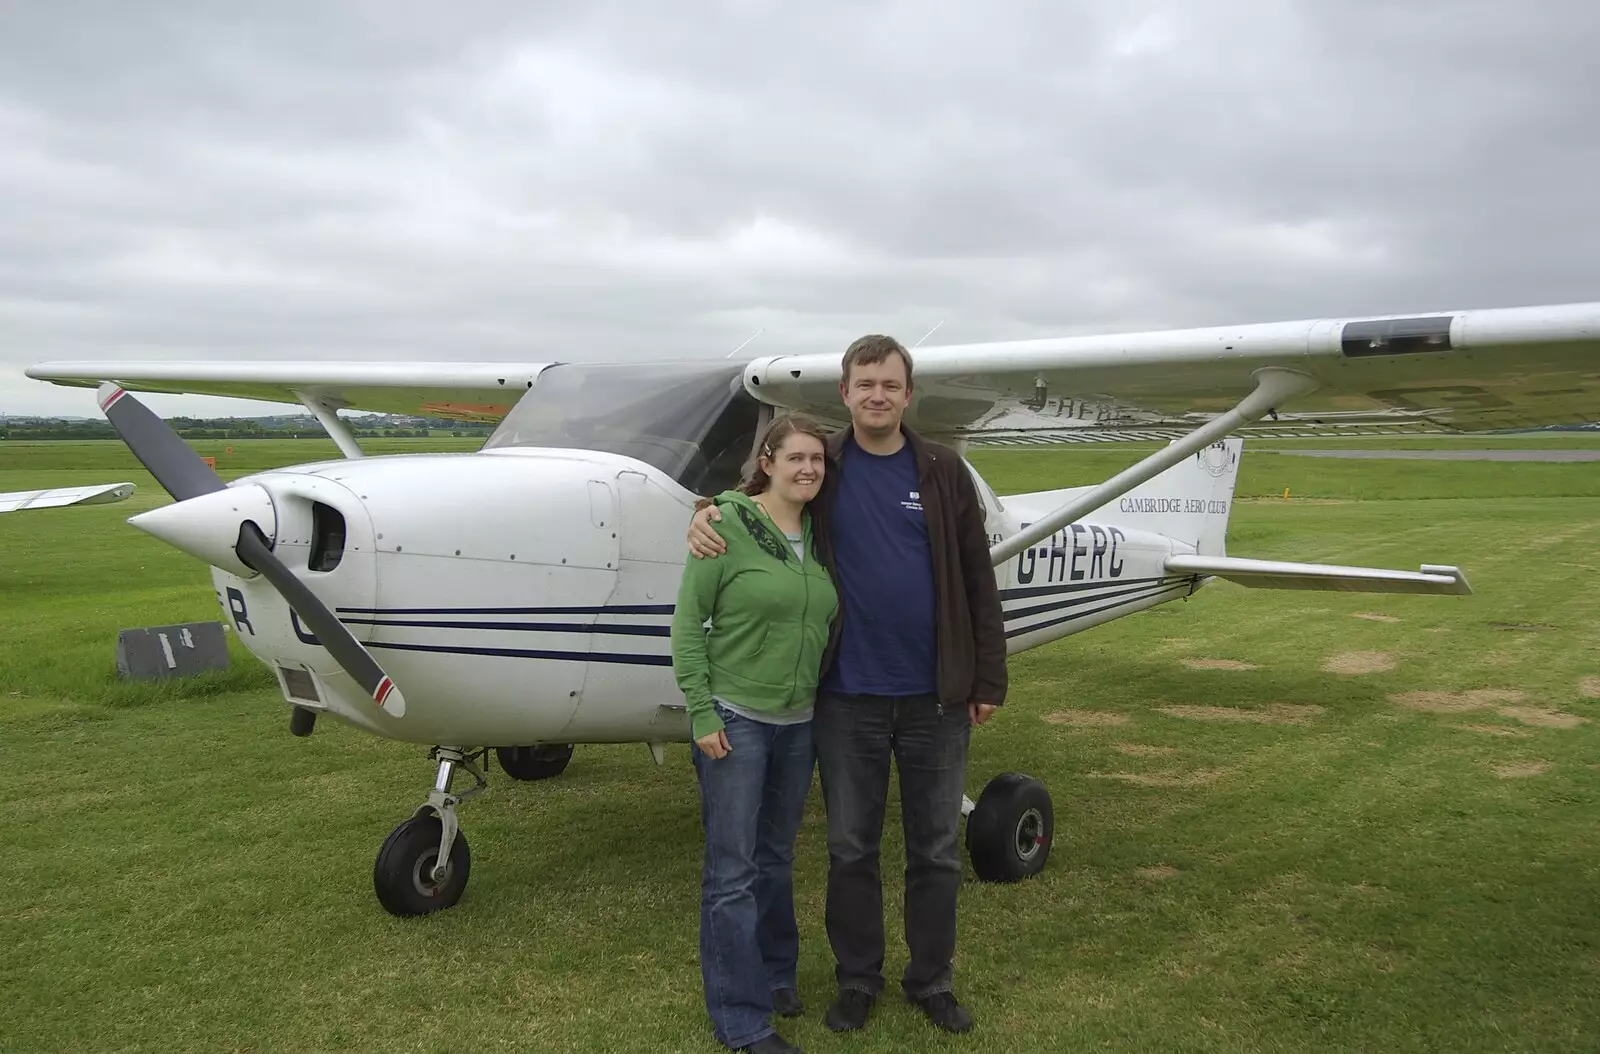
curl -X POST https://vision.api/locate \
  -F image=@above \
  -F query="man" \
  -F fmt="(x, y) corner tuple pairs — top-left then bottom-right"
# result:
(687, 334), (1008, 1035)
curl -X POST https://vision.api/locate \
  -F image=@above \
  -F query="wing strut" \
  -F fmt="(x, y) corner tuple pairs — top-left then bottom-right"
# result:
(295, 391), (365, 459)
(988, 367), (1319, 566)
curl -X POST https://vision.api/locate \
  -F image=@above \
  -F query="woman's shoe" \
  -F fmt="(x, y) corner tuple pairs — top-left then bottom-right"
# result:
(770, 987), (804, 1018)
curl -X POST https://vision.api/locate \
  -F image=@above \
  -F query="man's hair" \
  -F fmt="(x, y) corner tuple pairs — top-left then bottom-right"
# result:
(841, 334), (914, 387)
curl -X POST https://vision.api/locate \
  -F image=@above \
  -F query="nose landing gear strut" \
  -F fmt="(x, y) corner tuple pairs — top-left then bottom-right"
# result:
(373, 747), (487, 916)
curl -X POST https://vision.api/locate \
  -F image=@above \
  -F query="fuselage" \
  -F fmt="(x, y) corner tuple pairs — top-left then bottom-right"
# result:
(208, 447), (1211, 747)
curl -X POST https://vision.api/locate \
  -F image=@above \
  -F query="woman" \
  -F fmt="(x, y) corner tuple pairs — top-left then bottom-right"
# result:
(671, 414), (839, 1054)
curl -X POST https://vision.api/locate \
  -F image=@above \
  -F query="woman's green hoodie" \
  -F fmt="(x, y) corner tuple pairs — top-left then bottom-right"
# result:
(670, 490), (839, 740)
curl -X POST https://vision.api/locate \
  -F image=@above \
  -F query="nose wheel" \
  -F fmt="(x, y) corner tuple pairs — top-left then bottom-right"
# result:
(373, 747), (486, 916)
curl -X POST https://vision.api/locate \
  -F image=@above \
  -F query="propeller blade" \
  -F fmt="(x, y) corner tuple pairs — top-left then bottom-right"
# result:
(97, 383), (226, 502)
(234, 522), (406, 717)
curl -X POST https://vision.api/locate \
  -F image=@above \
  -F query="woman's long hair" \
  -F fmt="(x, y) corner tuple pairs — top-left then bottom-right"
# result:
(739, 414), (831, 496)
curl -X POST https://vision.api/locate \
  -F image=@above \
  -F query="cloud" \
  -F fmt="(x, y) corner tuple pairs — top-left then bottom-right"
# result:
(3, 1), (1599, 416)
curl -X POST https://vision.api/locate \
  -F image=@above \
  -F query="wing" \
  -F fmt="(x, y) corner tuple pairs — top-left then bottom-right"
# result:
(740, 301), (1600, 436)
(0, 482), (135, 514)
(24, 361), (557, 422)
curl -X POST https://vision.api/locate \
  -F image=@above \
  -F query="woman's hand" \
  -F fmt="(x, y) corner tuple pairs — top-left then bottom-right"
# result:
(696, 729), (732, 759)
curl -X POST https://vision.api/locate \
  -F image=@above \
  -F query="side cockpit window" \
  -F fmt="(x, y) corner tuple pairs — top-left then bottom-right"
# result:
(681, 394), (763, 497)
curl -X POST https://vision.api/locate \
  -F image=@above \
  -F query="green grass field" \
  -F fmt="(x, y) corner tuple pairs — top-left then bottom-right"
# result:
(3, 437), (1599, 1053)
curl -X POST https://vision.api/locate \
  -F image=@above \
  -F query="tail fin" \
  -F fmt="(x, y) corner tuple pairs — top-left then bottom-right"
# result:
(1153, 437), (1240, 557)
(1001, 438), (1242, 556)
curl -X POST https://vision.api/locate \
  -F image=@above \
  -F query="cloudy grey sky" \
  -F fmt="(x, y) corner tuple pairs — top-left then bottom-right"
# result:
(4, 1), (1599, 417)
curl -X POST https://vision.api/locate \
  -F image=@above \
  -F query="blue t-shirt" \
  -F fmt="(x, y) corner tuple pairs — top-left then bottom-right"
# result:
(822, 436), (938, 696)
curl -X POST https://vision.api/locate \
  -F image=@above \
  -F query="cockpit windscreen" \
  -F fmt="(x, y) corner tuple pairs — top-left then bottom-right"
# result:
(482, 362), (763, 495)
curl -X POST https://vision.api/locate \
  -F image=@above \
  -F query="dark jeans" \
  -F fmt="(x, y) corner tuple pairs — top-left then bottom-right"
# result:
(814, 691), (971, 1000)
(693, 704), (816, 1050)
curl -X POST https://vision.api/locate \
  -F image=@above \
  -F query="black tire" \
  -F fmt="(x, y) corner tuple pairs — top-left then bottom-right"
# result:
(373, 814), (470, 916)
(288, 706), (317, 737)
(496, 743), (574, 781)
(965, 772), (1053, 883)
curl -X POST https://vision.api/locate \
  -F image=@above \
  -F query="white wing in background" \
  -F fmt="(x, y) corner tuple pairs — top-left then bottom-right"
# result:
(0, 482), (136, 514)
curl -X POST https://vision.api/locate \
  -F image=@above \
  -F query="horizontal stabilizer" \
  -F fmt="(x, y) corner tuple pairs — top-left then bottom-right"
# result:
(0, 482), (136, 514)
(1165, 555), (1471, 595)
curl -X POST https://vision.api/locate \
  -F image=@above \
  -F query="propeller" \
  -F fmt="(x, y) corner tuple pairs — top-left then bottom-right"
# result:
(97, 384), (227, 502)
(98, 383), (406, 716)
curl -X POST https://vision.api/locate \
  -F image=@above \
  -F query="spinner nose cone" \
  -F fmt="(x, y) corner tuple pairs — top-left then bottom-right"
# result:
(129, 483), (277, 578)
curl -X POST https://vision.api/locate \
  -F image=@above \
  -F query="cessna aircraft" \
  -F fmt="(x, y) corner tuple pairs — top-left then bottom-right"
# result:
(25, 299), (1600, 916)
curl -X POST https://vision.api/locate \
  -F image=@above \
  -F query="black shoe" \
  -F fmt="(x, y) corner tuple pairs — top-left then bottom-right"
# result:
(909, 990), (973, 1033)
(824, 988), (875, 1032)
(739, 1034), (801, 1053)
(771, 986), (804, 1018)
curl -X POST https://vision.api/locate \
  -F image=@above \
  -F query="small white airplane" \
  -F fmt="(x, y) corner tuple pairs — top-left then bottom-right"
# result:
(25, 300), (1600, 916)
(0, 481), (135, 514)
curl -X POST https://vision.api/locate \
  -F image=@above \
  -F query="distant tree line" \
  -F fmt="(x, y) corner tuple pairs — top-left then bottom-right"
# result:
(0, 419), (120, 441)
(1, 416), (498, 441)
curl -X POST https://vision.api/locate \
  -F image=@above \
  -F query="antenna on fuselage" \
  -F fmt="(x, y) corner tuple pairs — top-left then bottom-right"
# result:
(724, 328), (767, 359)
(913, 320), (944, 347)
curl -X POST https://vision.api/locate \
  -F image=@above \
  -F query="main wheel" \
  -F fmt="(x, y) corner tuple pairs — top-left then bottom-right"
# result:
(496, 743), (574, 781)
(966, 772), (1053, 883)
(373, 814), (471, 916)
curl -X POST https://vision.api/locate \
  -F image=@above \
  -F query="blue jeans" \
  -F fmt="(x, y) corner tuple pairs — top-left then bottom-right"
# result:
(693, 704), (815, 1050)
